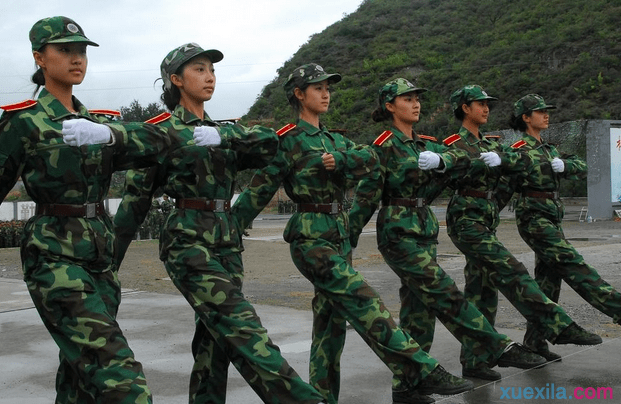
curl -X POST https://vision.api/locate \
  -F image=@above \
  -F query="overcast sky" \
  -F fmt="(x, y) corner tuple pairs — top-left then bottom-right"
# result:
(0, 0), (363, 120)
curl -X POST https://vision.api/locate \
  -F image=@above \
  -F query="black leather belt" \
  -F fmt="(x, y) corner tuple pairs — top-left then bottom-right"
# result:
(175, 198), (230, 212)
(457, 189), (495, 200)
(523, 191), (559, 199)
(36, 203), (105, 218)
(386, 197), (427, 208)
(297, 202), (343, 214)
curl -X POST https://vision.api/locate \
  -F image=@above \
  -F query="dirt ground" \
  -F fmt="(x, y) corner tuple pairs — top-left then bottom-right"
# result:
(2, 207), (621, 339)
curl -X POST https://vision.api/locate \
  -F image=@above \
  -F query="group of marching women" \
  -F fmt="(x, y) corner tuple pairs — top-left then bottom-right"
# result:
(1, 15), (620, 404)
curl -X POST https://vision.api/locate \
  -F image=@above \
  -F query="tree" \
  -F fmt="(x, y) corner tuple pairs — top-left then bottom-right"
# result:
(120, 100), (166, 122)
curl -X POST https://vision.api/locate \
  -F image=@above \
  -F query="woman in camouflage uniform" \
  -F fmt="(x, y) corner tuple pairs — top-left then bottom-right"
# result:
(442, 85), (602, 381)
(348, 78), (546, 396)
(0, 16), (171, 404)
(234, 65), (474, 404)
(507, 94), (621, 362)
(113, 44), (325, 404)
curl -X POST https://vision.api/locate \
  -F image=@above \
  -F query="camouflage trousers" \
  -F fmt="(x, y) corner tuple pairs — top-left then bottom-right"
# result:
(23, 257), (151, 404)
(378, 235), (512, 380)
(162, 248), (323, 404)
(289, 237), (438, 404)
(517, 213), (621, 349)
(447, 220), (575, 366)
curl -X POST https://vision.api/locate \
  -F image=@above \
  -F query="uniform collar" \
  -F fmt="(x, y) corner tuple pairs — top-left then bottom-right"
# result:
(390, 127), (416, 144)
(37, 88), (89, 121)
(296, 118), (330, 137)
(173, 104), (213, 125)
(458, 125), (492, 146)
(521, 133), (545, 148)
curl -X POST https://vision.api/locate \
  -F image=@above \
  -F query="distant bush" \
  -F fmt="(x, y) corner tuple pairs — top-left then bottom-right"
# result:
(0, 221), (25, 248)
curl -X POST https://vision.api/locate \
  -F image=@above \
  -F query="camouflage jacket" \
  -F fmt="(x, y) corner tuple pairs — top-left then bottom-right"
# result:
(349, 129), (471, 247)
(0, 89), (170, 268)
(510, 133), (586, 223)
(444, 126), (530, 231)
(113, 105), (278, 261)
(233, 119), (379, 243)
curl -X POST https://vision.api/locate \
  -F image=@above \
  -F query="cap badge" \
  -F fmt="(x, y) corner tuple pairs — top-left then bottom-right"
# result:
(66, 23), (79, 34)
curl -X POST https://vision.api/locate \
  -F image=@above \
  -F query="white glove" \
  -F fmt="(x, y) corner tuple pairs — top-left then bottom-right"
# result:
(62, 119), (112, 146)
(480, 151), (501, 167)
(551, 157), (565, 173)
(418, 151), (441, 170)
(193, 126), (221, 147)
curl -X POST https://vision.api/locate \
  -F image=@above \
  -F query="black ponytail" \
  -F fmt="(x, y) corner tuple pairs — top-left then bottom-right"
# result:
(31, 67), (45, 97)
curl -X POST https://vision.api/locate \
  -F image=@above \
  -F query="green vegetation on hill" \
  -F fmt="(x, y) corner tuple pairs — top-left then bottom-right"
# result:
(244, 0), (621, 144)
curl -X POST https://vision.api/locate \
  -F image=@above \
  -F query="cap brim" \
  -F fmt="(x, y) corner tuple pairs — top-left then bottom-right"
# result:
(48, 36), (99, 47)
(308, 73), (342, 85)
(197, 49), (224, 63)
(399, 87), (428, 96)
(534, 104), (556, 110)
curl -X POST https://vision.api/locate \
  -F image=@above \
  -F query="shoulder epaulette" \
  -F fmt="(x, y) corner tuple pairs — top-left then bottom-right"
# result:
(418, 134), (438, 142)
(276, 123), (296, 136)
(484, 135), (501, 140)
(373, 130), (393, 146)
(0, 99), (37, 112)
(144, 112), (172, 124)
(89, 109), (121, 117)
(511, 140), (527, 149)
(443, 134), (461, 146)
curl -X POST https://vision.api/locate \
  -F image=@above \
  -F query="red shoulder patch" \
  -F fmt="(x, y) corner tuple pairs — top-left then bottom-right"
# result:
(144, 112), (172, 124)
(511, 140), (527, 149)
(443, 134), (461, 146)
(276, 123), (296, 136)
(89, 109), (121, 117)
(485, 135), (501, 140)
(417, 134), (438, 142)
(0, 99), (37, 112)
(373, 130), (393, 146)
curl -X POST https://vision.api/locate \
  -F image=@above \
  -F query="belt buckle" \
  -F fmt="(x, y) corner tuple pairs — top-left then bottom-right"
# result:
(214, 199), (225, 213)
(552, 191), (559, 199)
(331, 202), (340, 215)
(84, 203), (97, 218)
(416, 198), (424, 208)
(486, 190), (493, 200)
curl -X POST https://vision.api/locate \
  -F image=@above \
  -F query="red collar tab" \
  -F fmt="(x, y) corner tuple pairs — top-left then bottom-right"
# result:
(418, 134), (437, 142)
(443, 134), (461, 146)
(511, 140), (527, 148)
(373, 130), (393, 146)
(144, 112), (172, 124)
(277, 123), (296, 136)
(89, 109), (121, 117)
(1, 99), (37, 112)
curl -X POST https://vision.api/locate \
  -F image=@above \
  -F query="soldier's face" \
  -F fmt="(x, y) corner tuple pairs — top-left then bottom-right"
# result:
(525, 110), (550, 131)
(34, 43), (88, 88)
(172, 56), (216, 104)
(463, 100), (489, 126)
(388, 93), (421, 125)
(297, 80), (331, 116)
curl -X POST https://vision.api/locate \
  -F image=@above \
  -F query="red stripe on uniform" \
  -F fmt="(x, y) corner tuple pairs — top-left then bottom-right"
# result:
(418, 134), (438, 142)
(89, 109), (121, 116)
(144, 112), (172, 124)
(276, 123), (296, 136)
(443, 134), (461, 146)
(0, 99), (37, 112)
(373, 130), (393, 146)
(511, 140), (527, 148)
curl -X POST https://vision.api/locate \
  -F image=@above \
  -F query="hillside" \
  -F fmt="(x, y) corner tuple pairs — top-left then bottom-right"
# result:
(243, 0), (621, 143)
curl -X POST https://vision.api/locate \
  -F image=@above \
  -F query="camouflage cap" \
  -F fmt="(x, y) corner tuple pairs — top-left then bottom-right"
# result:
(283, 63), (342, 101)
(379, 78), (427, 111)
(29, 16), (98, 52)
(161, 43), (224, 90)
(449, 84), (498, 112)
(513, 94), (556, 117)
